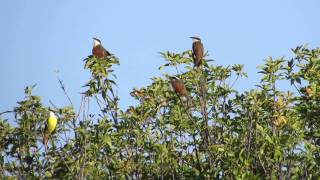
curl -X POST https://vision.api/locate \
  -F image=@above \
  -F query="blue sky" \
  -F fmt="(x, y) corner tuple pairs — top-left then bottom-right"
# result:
(0, 0), (319, 113)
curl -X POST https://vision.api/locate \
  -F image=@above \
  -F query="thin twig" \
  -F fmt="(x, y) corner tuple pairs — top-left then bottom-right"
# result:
(57, 77), (74, 108)
(0, 110), (13, 116)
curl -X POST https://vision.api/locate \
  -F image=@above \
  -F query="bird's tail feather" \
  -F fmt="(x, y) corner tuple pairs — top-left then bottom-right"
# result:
(43, 133), (49, 151)
(186, 96), (193, 110)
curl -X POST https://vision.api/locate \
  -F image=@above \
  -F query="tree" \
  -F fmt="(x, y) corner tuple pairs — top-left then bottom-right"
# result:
(0, 43), (319, 179)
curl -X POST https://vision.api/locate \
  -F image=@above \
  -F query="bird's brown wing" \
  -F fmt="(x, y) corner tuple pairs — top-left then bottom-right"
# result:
(92, 45), (111, 58)
(192, 41), (204, 66)
(172, 80), (188, 97)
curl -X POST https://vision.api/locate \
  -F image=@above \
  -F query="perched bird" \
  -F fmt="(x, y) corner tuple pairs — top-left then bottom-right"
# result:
(170, 76), (189, 97)
(170, 76), (193, 109)
(43, 111), (58, 150)
(92, 38), (111, 58)
(190, 36), (204, 67)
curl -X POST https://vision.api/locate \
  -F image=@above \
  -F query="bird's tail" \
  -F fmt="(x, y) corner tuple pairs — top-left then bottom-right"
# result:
(43, 133), (49, 151)
(186, 96), (193, 110)
(179, 96), (193, 118)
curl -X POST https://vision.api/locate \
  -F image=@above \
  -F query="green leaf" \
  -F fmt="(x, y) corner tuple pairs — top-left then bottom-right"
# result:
(102, 135), (112, 148)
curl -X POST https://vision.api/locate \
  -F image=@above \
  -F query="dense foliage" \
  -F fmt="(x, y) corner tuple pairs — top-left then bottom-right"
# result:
(1, 45), (320, 179)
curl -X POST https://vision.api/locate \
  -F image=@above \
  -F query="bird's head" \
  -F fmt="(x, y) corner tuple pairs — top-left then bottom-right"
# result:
(190, 36), (201, 42)
(169, 76), (180, 82)
(93, 38), (102, 47)
(49, 111), (56, 118)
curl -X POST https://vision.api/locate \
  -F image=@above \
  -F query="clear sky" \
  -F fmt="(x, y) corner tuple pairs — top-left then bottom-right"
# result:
(1, 0), (319, 113)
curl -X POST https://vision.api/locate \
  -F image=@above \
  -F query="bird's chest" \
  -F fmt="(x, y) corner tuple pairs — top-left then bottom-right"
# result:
(92, 46), (106, 58)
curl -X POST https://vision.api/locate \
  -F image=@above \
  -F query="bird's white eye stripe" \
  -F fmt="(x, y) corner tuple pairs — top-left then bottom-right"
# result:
(170, 76), (180, 80)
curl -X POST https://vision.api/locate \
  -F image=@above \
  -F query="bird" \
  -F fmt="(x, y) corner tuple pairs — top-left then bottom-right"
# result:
(170, 76), (193, 110)
(92, 38), (111, 58)
(190, 36), (204, 67)
(170, 76), (189, 97)
(43, 111), (58, 150)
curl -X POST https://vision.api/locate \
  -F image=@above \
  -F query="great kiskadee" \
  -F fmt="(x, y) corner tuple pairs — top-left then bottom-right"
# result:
(43, 111), (58, 150)
(190, 36), (204, 67)
(92, 38), (111, 58)
(170, 76), (189, 97)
